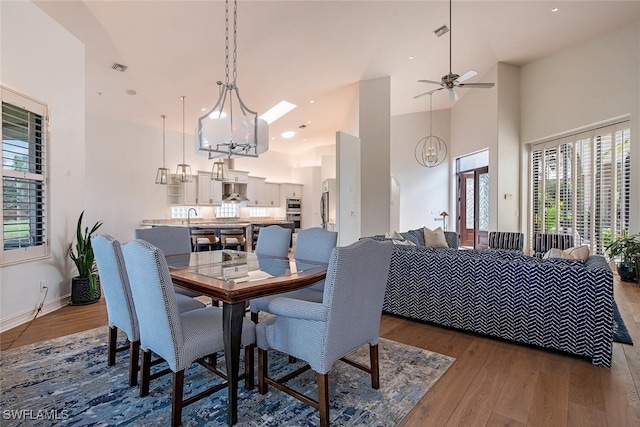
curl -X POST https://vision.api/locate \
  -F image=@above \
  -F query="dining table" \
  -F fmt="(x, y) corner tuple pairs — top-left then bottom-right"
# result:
(165, 249), (328, 426)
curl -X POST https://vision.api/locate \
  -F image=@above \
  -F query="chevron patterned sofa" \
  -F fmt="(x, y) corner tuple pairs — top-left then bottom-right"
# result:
(370, 233), (614, 367)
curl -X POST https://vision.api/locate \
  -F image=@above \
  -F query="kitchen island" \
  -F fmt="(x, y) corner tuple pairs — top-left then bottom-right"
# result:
(139, 218), (295, 251)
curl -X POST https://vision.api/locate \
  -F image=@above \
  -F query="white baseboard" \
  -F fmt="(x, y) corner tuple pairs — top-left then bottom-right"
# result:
(0, 294), (70, 333)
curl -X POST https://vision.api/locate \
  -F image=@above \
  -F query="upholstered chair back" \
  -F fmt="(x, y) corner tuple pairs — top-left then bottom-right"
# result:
(92, 234), (139, 341)
(255, 225), (292, 258)
(122, 239), (184, 371)
(294, 227), (338, 291)
(488, 231), (524, 251)
(134, 226), (192, 256)
(532, 232), (575, 257)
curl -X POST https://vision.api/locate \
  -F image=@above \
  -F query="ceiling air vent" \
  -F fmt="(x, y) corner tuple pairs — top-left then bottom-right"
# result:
(112, 63), (128, 72)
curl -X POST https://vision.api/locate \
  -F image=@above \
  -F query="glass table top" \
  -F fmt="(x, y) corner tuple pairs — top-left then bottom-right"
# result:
(165, 250), (321, 284)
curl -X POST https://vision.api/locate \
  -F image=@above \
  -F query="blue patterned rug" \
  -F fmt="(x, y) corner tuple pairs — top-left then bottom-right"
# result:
(0, 327), (454, 426)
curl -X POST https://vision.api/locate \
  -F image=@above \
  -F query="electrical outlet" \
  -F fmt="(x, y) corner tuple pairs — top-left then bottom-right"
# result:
(40, 280), (47, 292)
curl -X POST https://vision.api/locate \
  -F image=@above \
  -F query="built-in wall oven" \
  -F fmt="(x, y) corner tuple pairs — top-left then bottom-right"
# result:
(286, 197), (302, 230)
(286, 197), (301, 212)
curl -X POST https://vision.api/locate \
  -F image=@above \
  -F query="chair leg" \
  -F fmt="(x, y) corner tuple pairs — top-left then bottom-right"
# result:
(140, 349), (151, 397)
(107, 326), (117, 366)
(258, 348), (268, 394)
(317, 372), (329, 427)
(129, 340), (140, 387)
(370, 344), (380, 390)
(245, 345), (255, 390)
(171, 370), (184, 427)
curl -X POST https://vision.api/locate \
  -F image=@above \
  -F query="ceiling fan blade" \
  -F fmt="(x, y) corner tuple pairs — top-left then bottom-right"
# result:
(417, 79), (443, 86)
(413, 88), (444, 99)
(458, 82), (495, 88)
(456, 70), (478, 83)
(449, 88), (459, 102)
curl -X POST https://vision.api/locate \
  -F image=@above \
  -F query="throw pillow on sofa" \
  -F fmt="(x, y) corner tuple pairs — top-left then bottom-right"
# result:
(423, 227), (449, 248)
(543, 245), (590, 261)
(385, 230), (416, 246)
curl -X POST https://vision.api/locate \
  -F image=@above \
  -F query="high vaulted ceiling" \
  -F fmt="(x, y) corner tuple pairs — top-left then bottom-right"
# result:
(34, 1), (640, 155)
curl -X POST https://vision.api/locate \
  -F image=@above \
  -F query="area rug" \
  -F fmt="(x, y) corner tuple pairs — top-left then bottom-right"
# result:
(0, 327), (455, 426)
(614, 300), (633, 345)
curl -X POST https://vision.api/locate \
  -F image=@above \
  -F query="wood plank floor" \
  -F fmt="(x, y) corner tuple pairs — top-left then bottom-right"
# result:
(1, 275), (639, 426)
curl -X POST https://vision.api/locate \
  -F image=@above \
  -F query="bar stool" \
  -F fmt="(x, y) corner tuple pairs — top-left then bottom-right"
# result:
(190, 230), (220, 252)
(220, 229), (246, 251)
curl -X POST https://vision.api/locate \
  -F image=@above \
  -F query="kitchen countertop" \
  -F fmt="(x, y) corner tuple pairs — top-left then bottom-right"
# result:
(140, 218), (294, 228)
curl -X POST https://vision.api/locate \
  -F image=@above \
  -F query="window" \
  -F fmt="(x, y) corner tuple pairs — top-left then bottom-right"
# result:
(1, 86), (49, 264)
(529, 121), (631, 255)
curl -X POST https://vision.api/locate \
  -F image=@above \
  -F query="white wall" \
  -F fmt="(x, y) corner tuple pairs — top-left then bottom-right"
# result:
(391, 109), (451, 231)
(520, 22), (640, 233)
(1, 1), (86, 330)
(450, 65), (499, 232)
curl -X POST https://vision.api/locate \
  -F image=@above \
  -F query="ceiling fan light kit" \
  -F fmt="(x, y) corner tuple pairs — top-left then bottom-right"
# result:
(197, 0), (268, 160)
(414, 0), (495, 102)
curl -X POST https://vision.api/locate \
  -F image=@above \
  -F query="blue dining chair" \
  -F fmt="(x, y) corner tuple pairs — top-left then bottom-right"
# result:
(255, 239), (394, 427)
(92, 234), (205, 387)
(121, 239), (256, 427)
(254, 225), (292, 258)
(134, 226), (202, 298)
(250, 227), (337, 323)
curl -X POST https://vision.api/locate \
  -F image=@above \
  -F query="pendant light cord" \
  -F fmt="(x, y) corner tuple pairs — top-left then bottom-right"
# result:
(181, 96), (186, 163)
(429, 93), (433, 137)
(449, 0), (452, 75)
(161, 114), (166, 167)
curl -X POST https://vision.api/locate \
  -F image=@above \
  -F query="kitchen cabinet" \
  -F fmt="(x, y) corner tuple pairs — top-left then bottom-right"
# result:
(167, 175), (197, 205)
(247, 177), (266, 206)
(264, 182), (280, 206)
(197, 171), (223, 205)
(224, 170), (249, 184)
(282, 183), (303, 198)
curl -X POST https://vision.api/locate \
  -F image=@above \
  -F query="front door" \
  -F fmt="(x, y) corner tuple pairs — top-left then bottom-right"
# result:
(457, 167), (489, 249)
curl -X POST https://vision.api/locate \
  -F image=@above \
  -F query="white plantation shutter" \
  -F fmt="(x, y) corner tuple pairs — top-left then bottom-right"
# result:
(529, 121), (631, 255)
(1, 86), (49, 264)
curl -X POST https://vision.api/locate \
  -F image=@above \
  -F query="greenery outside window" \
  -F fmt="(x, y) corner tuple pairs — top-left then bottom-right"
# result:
(1, 86), (49, 264)
(529, 120), (631, 255)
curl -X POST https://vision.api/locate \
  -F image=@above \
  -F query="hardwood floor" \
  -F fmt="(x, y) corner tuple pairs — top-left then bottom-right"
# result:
(1, 275), (639, 426)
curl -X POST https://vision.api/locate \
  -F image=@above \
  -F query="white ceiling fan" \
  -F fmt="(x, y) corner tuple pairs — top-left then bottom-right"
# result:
(414, 0), (494, 102)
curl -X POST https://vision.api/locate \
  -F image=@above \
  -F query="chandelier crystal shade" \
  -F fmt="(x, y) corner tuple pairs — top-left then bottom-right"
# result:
(197, 0), (268, 159)
(415, 92), (447, 168)
(155, 114), (171, 185)
(175, 96), (193, 183)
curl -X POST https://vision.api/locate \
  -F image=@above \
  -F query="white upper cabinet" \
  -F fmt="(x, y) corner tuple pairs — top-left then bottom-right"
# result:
(224, 170), (249, 184)
(264, 182), (280, 206)
(197, 171), (223, 205)
(247, 177), (266, 206)
(282, 183), (303, 198)
(167, 175), (197, 205)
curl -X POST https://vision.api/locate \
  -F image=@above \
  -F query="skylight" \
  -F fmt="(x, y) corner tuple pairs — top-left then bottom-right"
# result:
(259, 100), (297, 124)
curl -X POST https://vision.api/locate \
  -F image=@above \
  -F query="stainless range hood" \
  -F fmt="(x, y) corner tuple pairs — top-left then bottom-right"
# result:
(221, 158), (249, 203)
(223, 184), (249, 203)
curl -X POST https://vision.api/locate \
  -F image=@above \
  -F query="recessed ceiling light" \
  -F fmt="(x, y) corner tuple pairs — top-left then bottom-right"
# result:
(126, 89), (137, 96)
(201, 107), (207, 111)
(281, 131), (296, 139)
(409, 55), (414, 60)
(259, 100), (297, 124)
(310, 100), (315, 104)
(551, 7), (558, 12)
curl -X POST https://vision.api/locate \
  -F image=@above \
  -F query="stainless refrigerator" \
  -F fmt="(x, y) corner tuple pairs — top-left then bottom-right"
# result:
(321, 179), (336, 230)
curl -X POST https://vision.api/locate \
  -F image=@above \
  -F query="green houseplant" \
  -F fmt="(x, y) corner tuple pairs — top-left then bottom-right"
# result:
(68, 211), (103, 304)
(605, 230), (640, 282)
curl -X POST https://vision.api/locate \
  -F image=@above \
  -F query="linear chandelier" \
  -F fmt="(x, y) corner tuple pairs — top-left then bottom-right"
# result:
(415, 92), (447, 168)
(197, 0), (268, 159)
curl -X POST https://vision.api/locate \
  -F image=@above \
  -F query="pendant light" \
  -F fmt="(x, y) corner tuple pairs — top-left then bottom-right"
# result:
(175, 96), (193, 183)
(211, 161), (227, 181)
(415, 92), (447, 168)
(155, 114), (170, 185)
(196, 0), (268, 159)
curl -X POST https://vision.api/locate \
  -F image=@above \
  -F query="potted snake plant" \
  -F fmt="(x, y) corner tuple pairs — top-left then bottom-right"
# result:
(68, 211), (103, 304)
